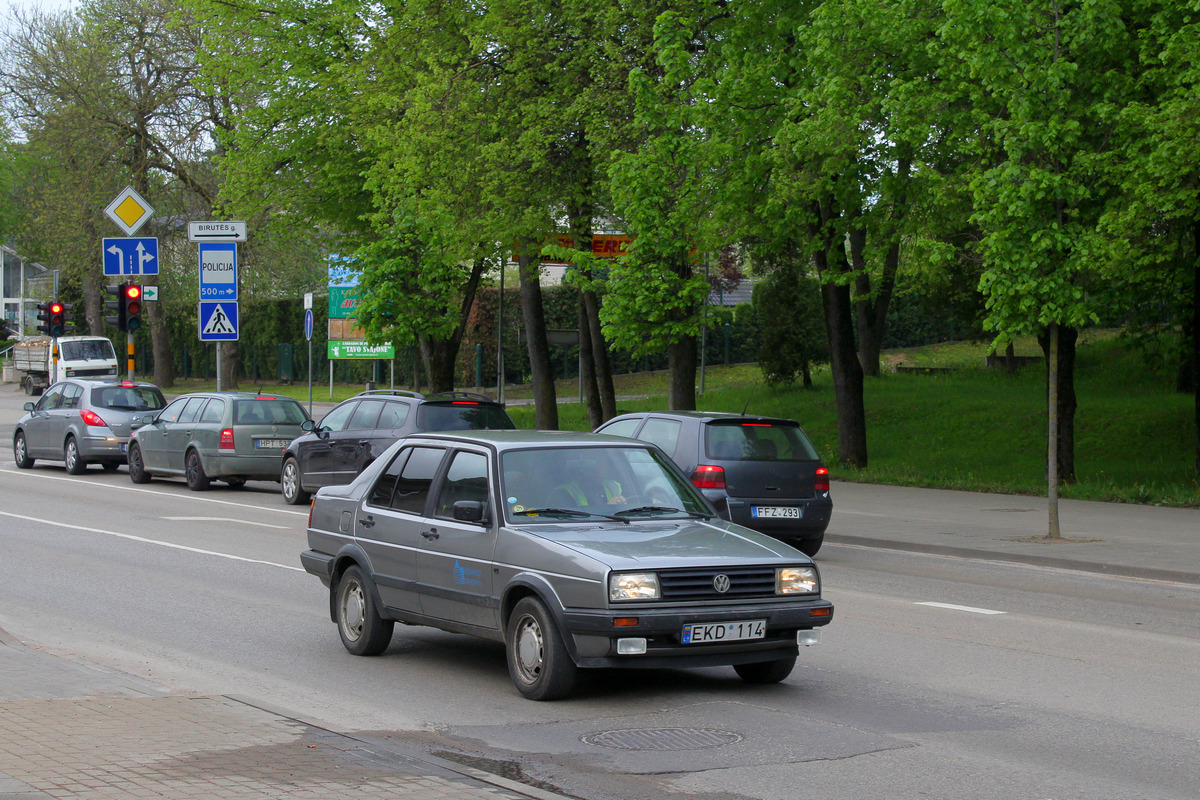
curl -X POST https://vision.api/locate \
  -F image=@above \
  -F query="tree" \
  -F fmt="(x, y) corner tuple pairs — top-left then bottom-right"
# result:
(939, 0), (1139, 533)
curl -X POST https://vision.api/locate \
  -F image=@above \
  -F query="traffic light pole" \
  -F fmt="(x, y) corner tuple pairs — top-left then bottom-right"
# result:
(126, 333), (135, 381)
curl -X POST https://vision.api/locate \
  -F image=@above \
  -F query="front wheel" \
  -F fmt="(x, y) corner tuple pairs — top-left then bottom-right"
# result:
(505, 597), (577, 701)
(13, 432), (34, 469)
(733, 655), (796, 684)
(281, 457), (309, 505)
(127, 443), (151, 483)
(185, 449), (210, 491)
(335, 566), (393, 656)
(64, 436), (87, 475)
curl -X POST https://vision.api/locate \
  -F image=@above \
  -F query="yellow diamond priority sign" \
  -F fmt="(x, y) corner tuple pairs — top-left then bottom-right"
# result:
(104, 186), (155, 235)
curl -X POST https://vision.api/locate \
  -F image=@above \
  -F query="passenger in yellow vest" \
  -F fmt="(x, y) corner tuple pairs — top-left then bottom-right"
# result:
(549, 462), (627, 508)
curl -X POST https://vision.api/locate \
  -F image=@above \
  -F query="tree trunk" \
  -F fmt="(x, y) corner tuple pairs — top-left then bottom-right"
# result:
(219, 340), (240, 390)
(419, 336), (457, 393)
(1190, 231), (1200, 475)
(1039, 325), (1077, 484)
(812, 201), (868, 468)
(578, 293), (603, 428)
(1046, 323), (1061, 539)
(668, 334), (697, 411)
(519, 253), (558, 429)
(853, 158), (908, 378)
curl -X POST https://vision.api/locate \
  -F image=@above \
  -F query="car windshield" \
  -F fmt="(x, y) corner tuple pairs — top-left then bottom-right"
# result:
(91, 385), (165, 411)
(416, 402), (515, 431)
(233, 397), (309, 425)
(59, 339), (117, 362)
(500, 445), (710, 524)
(705, 421), (820, 461)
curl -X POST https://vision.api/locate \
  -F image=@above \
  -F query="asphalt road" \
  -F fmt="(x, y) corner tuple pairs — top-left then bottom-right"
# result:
(1, 385), (1199, 799)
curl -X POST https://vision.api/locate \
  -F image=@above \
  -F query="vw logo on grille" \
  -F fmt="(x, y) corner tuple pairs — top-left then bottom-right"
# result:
(712, 574), (731, 593)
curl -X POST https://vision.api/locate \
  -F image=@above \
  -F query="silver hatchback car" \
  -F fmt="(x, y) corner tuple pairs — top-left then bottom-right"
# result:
(13, 379), (167, 473)
(302, 430), (834, 700)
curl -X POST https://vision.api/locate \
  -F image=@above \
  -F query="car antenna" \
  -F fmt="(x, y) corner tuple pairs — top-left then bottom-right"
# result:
(741, 398), (751, 415)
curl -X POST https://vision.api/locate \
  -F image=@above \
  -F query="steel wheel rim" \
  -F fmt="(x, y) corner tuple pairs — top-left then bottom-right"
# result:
(129, 446), (141, 474)
(65, 440), (77, 470)
(15, 436), (25, 463)
(513, 614), (545, 684)
(186, 453), (200, 485)
(339, 578), (366, 641)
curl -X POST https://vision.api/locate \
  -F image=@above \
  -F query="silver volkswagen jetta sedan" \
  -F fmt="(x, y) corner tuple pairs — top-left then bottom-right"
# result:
(301, 430), (834, 700)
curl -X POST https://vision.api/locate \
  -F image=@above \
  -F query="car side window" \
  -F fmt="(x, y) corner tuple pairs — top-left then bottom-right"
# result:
(434, 451), (490, 520)
(179, 396), (207, 424)
(637, 417), (682, 456)
(198, 398), (225, 424)
(36, 385), (64, 411)
(347, 400), (384, 430)
(598, 418), (641, 438)
(60, 383), (83, 409)
(157, 397), (190, 424)
(376, 401), (410, 429)
(390, 447), (445, 515)
(367, 449), (411, 508)
(318, 401), (358, 432)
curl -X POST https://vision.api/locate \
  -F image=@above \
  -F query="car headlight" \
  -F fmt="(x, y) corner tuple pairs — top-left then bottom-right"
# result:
(776, 566), (819, 595)
(609, 572), (660, 601)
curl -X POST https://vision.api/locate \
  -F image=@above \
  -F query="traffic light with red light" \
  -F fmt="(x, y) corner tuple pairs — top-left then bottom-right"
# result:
(37, 301), (69, 336)
(123, 285), (142, 332)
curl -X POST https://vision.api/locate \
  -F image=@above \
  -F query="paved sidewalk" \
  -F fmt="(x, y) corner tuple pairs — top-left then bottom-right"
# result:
(0, 631), (558, 800)
(827, 481), (1200, 585)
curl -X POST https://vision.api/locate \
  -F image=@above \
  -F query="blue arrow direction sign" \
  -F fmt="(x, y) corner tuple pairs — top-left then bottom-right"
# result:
(199, 301), (238, 341)
(198, 242), (238, 300)
(304, 308), (314, 341)
(102, 237), (159, 275)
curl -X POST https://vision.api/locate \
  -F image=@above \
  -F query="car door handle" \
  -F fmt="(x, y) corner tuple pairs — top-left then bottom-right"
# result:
(359, 516), (375, 529)
(421, 528), (439, 540)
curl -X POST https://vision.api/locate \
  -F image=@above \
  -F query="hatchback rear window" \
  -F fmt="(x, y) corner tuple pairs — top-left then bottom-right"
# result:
(705, 421), (819, 461)
(416, 402), (515, 431)
(91, 385), (165, 411)
(234, 398), (309, 425)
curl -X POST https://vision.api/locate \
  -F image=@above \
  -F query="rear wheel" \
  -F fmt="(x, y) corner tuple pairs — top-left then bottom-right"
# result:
(734, 656), (796, 684)
(281, 457), (309, 505)
(797, 533), (824, 558)
(64, 436), (87, 475)
(185, 450), (210, 491)
(506, 597), (577, 701)
(13, 432), (34, 469)
(335, 566), (393, 656)
(127, 443), (151, 483)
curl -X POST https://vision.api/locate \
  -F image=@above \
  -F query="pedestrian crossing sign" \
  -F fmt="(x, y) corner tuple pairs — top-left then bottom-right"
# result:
(199, 301), (238, 341)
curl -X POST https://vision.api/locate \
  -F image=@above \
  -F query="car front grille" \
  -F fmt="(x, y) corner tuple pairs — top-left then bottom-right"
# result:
(659, 566), (776, 601)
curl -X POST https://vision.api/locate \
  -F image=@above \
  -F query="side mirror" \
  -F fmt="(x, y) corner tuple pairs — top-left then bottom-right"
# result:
(452, 500), (488, 525)
(301, 419), (315, 432)
(23, 402), (34, 412)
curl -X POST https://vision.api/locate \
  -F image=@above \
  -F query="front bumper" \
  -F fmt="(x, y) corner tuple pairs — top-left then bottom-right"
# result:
(561, 598), (833, 668)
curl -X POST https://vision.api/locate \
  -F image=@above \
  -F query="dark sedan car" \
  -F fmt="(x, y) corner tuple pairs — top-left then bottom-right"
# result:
(595, 411), (832, 556)
(301, 430), (833, 700)
(13, 379), (166, 473)
(127, 392), (310, 490)
(280, 390), (514, 505)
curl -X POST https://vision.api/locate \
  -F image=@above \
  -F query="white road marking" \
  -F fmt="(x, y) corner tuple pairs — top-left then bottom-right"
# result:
(0, 465), (308, 516)
(916, 601), (1006, 615)
(164, 516), (292, 530)
(0, 510), (303, 572)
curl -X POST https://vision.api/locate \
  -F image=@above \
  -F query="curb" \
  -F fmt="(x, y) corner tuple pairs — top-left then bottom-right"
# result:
(826, 533), (1200, 586)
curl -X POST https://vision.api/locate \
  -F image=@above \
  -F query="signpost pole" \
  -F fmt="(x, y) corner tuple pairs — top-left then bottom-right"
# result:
(308, 339), (313, 416)
(216, 345), (222, 392)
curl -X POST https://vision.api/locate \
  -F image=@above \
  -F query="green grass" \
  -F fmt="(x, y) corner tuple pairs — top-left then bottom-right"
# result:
(163, 333), (1200, 507)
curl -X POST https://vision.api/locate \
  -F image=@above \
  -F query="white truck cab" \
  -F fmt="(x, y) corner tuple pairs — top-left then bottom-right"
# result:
(12, 336), (120, 395)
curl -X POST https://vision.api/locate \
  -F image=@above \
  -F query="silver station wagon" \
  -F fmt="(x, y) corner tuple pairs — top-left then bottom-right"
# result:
(301, 430), (834, 700)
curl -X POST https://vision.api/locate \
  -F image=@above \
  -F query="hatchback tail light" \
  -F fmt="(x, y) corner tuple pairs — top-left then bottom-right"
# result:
(219, 428), (236, 450)
(815, 467), (830, 492)
(690, 464), (726, 490)
(80, 409), (107, 427)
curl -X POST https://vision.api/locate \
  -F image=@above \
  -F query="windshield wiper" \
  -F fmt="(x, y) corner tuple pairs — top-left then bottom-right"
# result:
(514, 507), (630, 524)
(615, 505), (713, 519)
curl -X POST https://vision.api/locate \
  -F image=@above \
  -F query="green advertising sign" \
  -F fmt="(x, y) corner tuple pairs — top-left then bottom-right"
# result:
(328, 286), (359, 319)
(328, 340), (395, 359)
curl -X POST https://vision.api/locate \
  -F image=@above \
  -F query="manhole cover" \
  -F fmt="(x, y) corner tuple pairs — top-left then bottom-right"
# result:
(581, 728), (744, 751)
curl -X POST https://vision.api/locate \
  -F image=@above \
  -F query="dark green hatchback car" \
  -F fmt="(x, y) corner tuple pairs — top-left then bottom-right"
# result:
(127, 392), (310, 490)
